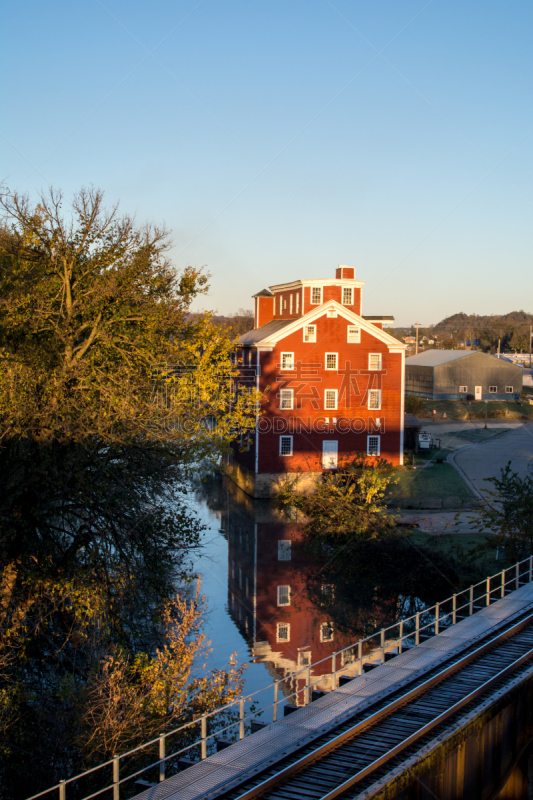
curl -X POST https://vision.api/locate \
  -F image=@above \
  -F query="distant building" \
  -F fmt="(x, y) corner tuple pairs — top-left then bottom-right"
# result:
(405, 350), (523, 400)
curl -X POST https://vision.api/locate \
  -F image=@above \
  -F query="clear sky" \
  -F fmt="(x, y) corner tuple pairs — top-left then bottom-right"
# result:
(2, 0), (532, 326)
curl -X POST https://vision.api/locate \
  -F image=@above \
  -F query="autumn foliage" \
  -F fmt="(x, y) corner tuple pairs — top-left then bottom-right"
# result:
(0, 188), (251, 796)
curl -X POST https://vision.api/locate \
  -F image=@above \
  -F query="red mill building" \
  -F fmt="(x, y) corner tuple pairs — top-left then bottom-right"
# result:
(228, 265), (405, 497)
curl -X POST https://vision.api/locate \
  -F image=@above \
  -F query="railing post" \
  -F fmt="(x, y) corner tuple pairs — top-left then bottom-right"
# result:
(358, 640), (363, 676)
(435, 603), (440, 635)
(529, 556), (533, 583)
(516, 562), (520, 590)
(239, 697), (245, 740)
(469, 585), (474, 615)
(113, 756), (120, 800)
(159, 733), (165, 782)
(486, 577), (490, 606)
(59, 781), (66, 800)
(399, 620), (404, 653)
(452, 594), (457, 625)
(201, 715), (207, 760)
(273, 681), (279, 723)
(305, 666), (311, 705)
(331, 652), (337, 689)
(380, 629), (385, 664)
(502, 568), (506, 598)
(415, 612), (420, 646)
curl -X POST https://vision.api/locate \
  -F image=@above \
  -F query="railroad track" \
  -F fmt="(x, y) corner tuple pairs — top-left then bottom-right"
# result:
(220, 610), (533, 800)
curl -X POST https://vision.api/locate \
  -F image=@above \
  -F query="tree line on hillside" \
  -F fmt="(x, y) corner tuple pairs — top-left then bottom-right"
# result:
(393, 311), (533, 353)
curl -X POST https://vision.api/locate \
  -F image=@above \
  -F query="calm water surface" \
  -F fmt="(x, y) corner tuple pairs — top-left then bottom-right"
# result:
(187, 475), (448, 708)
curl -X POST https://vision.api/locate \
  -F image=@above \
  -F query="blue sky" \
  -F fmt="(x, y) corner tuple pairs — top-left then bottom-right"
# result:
(2, 0), (532, 325)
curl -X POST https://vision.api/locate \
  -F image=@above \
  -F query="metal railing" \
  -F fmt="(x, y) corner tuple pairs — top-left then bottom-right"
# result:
(27, 556), (533, 800)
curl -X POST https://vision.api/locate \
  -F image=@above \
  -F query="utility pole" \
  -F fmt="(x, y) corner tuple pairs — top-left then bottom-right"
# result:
(415, 322), (421, 355)
(497, 339), (500, 359)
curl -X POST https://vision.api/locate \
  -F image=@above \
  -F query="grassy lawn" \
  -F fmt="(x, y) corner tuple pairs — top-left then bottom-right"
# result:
(421, 399), (533, 421)
(386, 462), (473, 500)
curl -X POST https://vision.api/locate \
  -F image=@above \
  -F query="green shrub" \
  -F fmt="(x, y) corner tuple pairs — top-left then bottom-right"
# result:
(405, 394), (425, 415)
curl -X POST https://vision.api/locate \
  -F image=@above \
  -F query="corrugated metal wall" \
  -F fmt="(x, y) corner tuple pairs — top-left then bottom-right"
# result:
(405, 365), (433, 397)
(405, 353), (523, 400)
(434, 354), (522, 399)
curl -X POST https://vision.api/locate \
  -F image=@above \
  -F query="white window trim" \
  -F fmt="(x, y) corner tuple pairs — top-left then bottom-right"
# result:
(278, 540), (292, 561)
(280, 352), (294, 370)
(325, 352), (338, 370)
(459, 385), (468, 393)
(341, 647), (356, 666)
(279, 435), (293, 456)
(311, 286), (322, 304)
(295, 293), (299, 313)
(347, 326), (360, 343)
(369, 353), (382, 371)
(368, 389), (382, 410)
(505, 386), (513, 393)
(489, 386), (497, 393)
(320, 622), (334, 642)
(325, 389), (338, 410)
(276, 622), (290, 642)
(303, 324), (316, 343)
(277, 585), (291, 606)
(342, 287), (353, 305)
(367, 435), (380, 456)
(279, 388), (294, 410)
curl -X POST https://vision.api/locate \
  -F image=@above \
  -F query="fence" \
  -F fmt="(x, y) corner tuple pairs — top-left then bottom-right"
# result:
(28, 556), (533, 800)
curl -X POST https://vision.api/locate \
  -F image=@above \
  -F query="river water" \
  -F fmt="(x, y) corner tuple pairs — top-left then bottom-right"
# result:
(186, 474), (455, 714)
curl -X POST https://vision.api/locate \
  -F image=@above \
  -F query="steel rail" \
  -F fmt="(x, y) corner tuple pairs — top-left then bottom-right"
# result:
(317, 646), (533, 800)
(229, 610), (533, 800)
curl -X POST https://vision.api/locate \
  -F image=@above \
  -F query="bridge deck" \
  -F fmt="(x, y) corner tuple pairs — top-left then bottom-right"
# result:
(135, 582), (533, 800)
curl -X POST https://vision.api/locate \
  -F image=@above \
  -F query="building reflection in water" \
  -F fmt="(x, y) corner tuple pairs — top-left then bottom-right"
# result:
(210, 476), (406, 707)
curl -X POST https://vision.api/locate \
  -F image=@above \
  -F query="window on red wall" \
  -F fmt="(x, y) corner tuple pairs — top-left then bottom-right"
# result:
(279, 389), (294, 410)
(325, 353), (338, 370)
(311, 286), (322, 304)
(347, 326), (360, 343)
(304, 325), (316, 342)
(369, 353), (382, 370)
(342, 287), (353, 305)
(325, 389), (337, 410)
(368, 389), (381, 410)
(280, 352), (294, 370)
(276, 622), (290, 642)
(367, 435), (380, 456)
(279, 435), (293, 456)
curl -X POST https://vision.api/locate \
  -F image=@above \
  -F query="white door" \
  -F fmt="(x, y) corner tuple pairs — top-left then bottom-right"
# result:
(475, 386), (482, 400)
(322, 441), (338, 469)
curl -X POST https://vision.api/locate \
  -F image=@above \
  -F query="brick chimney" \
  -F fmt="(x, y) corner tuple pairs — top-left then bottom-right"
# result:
(253, 290), (275, 328)
(335, 265), (355, 279)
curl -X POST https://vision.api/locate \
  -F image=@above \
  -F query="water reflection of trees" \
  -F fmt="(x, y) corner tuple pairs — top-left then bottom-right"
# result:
(295, 536), (462, 641)
(193, 475), (467, 701)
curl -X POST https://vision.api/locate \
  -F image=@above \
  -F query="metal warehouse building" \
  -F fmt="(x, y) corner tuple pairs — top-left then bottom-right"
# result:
(405, 350), (523, 400)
